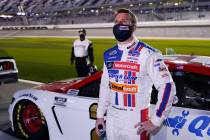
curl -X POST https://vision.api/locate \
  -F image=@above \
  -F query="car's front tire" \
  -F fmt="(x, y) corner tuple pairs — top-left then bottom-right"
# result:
(13, 99), (49, 140)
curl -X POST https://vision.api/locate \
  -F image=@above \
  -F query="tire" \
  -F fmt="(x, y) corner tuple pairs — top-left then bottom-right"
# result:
(13, 99), (49, 140)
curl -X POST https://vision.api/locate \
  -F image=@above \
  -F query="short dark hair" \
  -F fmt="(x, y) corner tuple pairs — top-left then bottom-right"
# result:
(114, 8), (137, 27)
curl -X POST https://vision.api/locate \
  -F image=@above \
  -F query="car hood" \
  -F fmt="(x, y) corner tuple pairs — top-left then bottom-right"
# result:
(34, 71), (102, 94)
(35, 77), (84, 93)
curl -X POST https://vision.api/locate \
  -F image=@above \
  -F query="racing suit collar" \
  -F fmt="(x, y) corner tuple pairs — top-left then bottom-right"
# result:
(117, 36), (138, 51)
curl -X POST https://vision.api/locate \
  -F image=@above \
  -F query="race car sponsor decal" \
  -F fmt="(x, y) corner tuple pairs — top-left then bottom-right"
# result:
(112, 61), (140, 72)
(54, 97), (67, 107)
(163, 110), (189, 136)
(67, 89), (79, 96)
(19, 93), (38, 101)
(176, 65), (184, 70)
(189, 115), (210, 137)
(163, 110), (210, 137)
(109, 82), (138, 93)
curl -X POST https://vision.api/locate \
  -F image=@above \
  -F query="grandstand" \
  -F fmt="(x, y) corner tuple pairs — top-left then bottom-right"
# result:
(0, 0), (210, 26)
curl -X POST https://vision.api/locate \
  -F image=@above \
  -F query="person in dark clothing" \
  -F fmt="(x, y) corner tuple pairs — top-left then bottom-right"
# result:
(71, 29), (94, 77)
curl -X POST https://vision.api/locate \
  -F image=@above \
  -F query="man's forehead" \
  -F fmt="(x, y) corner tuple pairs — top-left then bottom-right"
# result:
(115, 12), (130, 20)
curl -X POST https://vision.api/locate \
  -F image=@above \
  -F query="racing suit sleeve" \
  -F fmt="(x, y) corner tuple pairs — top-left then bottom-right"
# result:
(146, 52), (176, 127)
(97, 63), (110, 118)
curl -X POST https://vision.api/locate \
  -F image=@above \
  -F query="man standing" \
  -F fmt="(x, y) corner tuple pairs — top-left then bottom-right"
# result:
(95, 8), (176, 140)
(71, 29), (94, 77)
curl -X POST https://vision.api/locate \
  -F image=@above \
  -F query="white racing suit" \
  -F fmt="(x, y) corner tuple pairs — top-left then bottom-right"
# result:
(97, 38), (176, 140)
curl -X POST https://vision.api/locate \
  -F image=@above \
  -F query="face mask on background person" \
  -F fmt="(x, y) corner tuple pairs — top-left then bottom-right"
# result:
(113, 24), (133, 42)
(80, 34), (85, 41)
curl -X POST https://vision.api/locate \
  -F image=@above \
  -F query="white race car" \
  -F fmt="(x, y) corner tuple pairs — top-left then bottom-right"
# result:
(8, 55), (210, 140)
(0, 57), (18, 85)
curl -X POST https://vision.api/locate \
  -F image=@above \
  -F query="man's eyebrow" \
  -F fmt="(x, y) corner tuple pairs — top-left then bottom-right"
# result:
(114, 19), (129, 23)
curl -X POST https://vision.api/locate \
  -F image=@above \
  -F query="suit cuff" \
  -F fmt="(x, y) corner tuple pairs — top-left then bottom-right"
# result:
(96, 108), (105, 118)
(151, 115), (164, 127)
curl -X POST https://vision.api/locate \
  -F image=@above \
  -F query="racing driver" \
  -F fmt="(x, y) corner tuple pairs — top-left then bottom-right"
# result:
(95, 8), (176, 140)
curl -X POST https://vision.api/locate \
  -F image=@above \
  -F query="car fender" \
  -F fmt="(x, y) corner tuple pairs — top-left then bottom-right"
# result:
(9, 89), (66, 140)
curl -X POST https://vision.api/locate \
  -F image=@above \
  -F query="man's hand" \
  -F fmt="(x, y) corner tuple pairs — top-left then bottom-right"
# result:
(95, 118), (105, 136)
(134, 120), (159, 136)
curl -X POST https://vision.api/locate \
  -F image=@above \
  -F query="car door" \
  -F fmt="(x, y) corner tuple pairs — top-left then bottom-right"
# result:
(53, 79), (101, 140)
(151, 71), (210, 140)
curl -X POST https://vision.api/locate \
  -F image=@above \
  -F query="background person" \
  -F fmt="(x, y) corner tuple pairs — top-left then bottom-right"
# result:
(70, 29), (94, 77)
(95, 8), (176, 140)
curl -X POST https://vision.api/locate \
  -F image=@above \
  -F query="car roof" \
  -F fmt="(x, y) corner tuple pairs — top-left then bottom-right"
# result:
(164, 55), (210, 76)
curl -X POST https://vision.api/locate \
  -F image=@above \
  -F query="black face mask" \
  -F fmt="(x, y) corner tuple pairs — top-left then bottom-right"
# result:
(80, 34), (85, 41)
(113, 24), (133, 42)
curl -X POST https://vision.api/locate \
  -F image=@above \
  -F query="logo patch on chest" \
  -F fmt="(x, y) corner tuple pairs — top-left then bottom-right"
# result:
(109, 82), (138, 93)
(112, 61), (140, 72)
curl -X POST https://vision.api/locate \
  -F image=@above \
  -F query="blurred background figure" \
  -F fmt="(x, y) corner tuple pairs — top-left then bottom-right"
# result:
(70, 29), (94, 77)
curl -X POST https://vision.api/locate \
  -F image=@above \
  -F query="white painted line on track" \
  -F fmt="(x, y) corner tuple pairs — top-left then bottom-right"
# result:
(0, 131), (20, 140)
(18, 79), (44, 85)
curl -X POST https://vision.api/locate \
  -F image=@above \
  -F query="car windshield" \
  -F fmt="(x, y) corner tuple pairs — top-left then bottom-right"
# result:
(179, 72), (210, 110)
(151, 71), (210, 111)
(77, 79), (101, 98)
